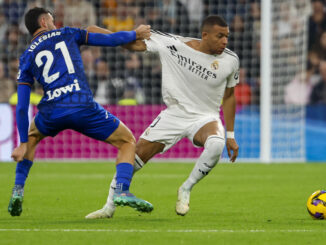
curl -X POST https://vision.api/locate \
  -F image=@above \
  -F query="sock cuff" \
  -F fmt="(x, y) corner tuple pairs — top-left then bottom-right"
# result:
(204, 135), (225, 148)
(21, 159), (33, 165)
(134, 154), (144, 171)
(116, 162), (133, 178)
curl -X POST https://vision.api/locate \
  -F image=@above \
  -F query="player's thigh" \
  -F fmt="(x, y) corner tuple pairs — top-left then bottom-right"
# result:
(28, 118), (46, 144)
(140, 108), (186, 154)
(104, 121), (136, 149)
(193, 120), (224, 147)
(136, 138), (165, 163)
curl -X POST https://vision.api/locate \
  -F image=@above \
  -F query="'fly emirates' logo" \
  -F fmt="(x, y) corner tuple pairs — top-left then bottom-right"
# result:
(167, 45), (217, 80)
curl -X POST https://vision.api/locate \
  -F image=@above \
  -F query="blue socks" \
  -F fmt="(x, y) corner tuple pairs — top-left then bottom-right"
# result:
(15, 159), (33, 187)
(115, 162), (134, 192)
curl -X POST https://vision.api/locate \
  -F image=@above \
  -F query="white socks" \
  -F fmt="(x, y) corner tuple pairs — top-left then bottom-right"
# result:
(182, 135), (225, 191)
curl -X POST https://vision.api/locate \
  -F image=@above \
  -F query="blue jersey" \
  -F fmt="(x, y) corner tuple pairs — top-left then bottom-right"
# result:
(17, 27), (95, 118)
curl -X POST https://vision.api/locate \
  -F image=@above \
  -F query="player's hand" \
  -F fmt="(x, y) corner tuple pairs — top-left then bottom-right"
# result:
(11, 143), (27, 162)
(226, 138), (239, 162)
(134, 25), (151, 40)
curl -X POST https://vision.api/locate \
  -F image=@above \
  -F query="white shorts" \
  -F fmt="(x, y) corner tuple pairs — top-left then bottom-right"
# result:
(140, 106), (225, 153)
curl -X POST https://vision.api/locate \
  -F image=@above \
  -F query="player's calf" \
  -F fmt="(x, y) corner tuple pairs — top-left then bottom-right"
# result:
(182, 135), (224, 191)
(177, 135), (225, 215)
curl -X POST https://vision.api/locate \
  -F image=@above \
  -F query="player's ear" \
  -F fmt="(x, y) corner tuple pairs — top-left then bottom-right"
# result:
(202, 31), (209, 40)
(38, 14), (47, 28)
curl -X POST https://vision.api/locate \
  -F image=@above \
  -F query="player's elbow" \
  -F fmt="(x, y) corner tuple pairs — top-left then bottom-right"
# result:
(16, 104), (29, 117)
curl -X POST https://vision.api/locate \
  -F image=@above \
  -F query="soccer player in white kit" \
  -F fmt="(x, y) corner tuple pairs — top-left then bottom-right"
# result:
(86, 15), (239, 218)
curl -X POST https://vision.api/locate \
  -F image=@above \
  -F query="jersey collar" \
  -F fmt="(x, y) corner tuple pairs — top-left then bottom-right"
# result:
(31, 30), (48, 42)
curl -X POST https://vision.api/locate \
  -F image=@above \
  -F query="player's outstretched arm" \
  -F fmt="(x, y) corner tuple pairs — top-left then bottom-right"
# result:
(12, 84), (31, 162)
(86, 25), (147, 51)
(122, 40), (147, 52)
(222, 87), (239, 162)
(86, 25), (113, 34)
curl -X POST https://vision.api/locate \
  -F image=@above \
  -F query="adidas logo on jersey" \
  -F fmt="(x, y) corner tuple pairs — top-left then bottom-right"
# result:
(46, 79), (81, 101)
(167, 45), (178, 51)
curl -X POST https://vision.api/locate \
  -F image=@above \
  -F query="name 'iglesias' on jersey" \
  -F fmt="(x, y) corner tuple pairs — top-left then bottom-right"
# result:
(28, 31), (61, 52)
(144, 30), (240, 116)
(17, 27), (95, 118)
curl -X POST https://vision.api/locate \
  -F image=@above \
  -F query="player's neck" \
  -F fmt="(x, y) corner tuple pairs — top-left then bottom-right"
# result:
(198, 41), (216, 55)
(186, 40), (215, 55)
(32, 27), (52, 39)
(32, 28), (47, 38)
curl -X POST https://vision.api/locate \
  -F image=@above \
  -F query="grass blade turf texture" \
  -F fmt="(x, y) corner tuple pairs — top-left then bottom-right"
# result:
(0, 162), (325, 244)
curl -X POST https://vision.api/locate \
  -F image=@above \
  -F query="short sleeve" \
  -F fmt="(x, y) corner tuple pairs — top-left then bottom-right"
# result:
(226, 56), (240, 88)
(144, 31), (177, 53)
(144, 33), (161, 52)
(17, 56), (34, 86)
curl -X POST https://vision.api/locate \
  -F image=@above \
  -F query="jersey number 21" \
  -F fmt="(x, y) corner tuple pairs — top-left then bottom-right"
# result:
(35, 41), (75, 84)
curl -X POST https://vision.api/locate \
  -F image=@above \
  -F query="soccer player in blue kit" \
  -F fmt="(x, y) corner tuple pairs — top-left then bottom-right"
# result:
(8, 7), (153, 217)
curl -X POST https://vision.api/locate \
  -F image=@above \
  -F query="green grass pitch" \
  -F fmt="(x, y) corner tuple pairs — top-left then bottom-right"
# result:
(0, 162), (326, 245)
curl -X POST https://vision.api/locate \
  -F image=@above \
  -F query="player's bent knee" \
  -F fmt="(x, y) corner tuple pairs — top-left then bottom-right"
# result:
(29, 134), (42, 144)
(120, 133), (136, 147)
(204, 135), (225, 165)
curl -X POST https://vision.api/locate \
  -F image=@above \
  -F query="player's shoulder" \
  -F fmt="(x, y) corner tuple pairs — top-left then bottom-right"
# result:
(223, 48), (239, 62)
(19, 48), (33, 64)
(59, 26), (82, 35)
(150, 30), (179, 42)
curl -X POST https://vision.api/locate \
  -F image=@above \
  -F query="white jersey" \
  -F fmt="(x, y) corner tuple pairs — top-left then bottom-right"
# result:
(144, 30), (240, 116)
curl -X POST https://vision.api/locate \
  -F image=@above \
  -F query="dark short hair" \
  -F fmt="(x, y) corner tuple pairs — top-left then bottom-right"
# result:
(201, 15), (228, 32)
(25, 7), (51, 35)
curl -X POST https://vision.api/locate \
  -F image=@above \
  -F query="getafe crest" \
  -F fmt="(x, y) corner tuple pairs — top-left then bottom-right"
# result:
(211, 60), (219, 70)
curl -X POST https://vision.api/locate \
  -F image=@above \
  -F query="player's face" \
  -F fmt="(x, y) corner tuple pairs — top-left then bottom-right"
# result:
(203, 25), (229, 55)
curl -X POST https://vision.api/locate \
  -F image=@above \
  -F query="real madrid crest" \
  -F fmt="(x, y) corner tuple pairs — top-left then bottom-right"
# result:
(211, 60), (219, 70)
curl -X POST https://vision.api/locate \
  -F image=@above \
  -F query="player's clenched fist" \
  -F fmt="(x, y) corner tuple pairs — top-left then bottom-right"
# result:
(11, 143), (27, 162)
(135, 25), (151, 40)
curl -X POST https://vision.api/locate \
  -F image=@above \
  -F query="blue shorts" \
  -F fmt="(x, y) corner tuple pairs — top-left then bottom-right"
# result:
(34, 103), (120, 141)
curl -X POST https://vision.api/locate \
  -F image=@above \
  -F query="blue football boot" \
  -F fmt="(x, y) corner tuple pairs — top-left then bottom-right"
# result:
(113, 191), (153, 213)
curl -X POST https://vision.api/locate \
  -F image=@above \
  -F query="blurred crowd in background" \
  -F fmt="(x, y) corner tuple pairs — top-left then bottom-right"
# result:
(0, 0), (325, 106)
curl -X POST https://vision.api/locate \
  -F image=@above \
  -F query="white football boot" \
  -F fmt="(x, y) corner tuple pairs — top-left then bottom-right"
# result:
(85, 202), (115, 219)
(175, 186), (191, 216)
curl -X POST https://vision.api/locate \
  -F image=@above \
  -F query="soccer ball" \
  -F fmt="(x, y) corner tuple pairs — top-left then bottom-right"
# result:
(307, 190), (326, 219)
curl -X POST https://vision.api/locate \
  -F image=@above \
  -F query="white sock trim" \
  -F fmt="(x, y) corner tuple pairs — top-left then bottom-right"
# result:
(134, 154), (144, 172)
(204, 135), (225, 148)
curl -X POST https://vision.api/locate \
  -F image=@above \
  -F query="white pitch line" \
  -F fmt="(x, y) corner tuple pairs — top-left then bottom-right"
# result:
(0, 229), (322, 233)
